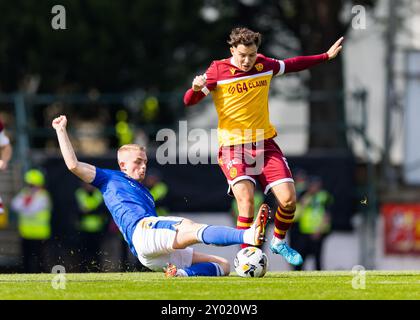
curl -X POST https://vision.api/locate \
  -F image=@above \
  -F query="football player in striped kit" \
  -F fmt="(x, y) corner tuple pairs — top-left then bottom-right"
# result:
(184, 27), (343, 266)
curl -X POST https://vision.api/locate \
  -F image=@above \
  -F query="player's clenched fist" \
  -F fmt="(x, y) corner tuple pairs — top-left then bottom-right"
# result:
(192, 74), (207, 92)
(52, 115), (68, 130)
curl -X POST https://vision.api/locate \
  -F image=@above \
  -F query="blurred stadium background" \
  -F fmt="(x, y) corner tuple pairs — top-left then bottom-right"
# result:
(0, 0), (420, 274)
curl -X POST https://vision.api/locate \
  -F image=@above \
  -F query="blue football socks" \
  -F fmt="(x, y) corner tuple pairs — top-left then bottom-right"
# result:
(197, 225), (245, 246)
(182, 262), (224, 277)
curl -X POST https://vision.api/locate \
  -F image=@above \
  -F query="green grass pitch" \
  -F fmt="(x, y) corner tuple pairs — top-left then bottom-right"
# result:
(0, 270), (419, 300)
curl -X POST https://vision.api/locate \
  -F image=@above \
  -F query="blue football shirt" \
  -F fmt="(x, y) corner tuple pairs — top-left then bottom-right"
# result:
(91, 167), (157, 257)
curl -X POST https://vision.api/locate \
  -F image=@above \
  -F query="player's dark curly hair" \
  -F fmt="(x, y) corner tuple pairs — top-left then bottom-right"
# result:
(227, 27), (262, 48)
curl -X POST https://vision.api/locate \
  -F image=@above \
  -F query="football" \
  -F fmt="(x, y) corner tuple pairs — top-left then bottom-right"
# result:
(234, 247), (268, 278)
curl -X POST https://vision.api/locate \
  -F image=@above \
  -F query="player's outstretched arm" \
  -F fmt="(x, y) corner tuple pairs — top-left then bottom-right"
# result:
(52, 115), (96, 183)
(283, 37), (344, 74)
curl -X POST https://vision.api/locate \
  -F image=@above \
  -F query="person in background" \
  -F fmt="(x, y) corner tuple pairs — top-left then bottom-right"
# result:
(288, 169), (308, 259)
(292, 176), (333, 271)
(11, 169), (52, 273)
(143, 168), (168, 216)
(0, 117), (12, 215)
(75, 181), (108, 272)
(294, 169), (308, 200)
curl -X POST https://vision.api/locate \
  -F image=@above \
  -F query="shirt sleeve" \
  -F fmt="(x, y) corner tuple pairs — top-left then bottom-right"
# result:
(258, 54), (283, 76)
(183, 89), (206, 106)
(183, 61), (218, 106)
(91, 167), (109, 190)
(283, 53), (329, 74)
(205, 61), (218, 91)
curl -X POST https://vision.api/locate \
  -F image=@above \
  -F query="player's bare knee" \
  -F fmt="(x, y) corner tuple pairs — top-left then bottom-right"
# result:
(177, 218), (199, 233)
(235, 193), (254, 209)
(179, 218), (194, 227)
(280, 199), (296, 212)
(232, 181), (255, 203)
(278, 194), (296, 212)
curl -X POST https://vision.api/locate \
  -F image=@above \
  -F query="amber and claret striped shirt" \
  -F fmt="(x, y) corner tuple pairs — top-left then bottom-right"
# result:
(184, 53), (328, 147)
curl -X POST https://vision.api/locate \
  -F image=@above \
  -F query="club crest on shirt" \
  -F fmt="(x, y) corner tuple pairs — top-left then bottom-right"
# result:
(229, 167), (238, 179)
(255, 63), (263, 72)
(230, 68), (236, 75)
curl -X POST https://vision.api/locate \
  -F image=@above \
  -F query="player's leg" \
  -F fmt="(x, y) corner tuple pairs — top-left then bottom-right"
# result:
(232, 180), (255, 219)
(132, 214), (267, 277)
(218, 145), (257, 248)
(173, 205), (269, 249)
(271, 182), (296, 241)
(232, 180), (256, 248)
(313, 235), (325, 270)
(132, 214), (268, 263)
(165, 251), (230, 277)
(269, 181), (303, 266)
(258, 139), (303, 266)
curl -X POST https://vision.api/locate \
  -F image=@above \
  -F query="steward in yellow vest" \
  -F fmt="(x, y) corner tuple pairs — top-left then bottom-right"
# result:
(11, 169), (51, 273)
(143, 169), (169, 216)
(75, 182), (107, 272)
(292, 176), (333, 271)
(75, 185), (106, 233)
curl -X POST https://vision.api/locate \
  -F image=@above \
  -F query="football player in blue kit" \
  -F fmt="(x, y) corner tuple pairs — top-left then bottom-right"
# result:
(52, 115), (268, 277)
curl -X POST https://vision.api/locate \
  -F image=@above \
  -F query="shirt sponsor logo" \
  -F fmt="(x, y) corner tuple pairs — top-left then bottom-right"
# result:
(227, 79), (268, 95)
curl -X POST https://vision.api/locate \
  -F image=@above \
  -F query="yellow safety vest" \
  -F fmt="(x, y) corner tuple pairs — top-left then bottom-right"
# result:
(150, 182), (169, 216)
(17, 189), (51, 240)
(75, 188), (106, 233)
(297, 191), (333, 235)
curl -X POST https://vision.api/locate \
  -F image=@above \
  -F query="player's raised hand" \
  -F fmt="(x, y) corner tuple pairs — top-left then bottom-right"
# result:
(327, 37), (344, 60)
(52, 115), (68, 131)
(192, 74), (207, 92)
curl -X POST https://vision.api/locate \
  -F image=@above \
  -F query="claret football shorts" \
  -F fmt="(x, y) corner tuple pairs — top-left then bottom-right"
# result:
(132, 216), (193, 272)
(218, 138), (294, 195)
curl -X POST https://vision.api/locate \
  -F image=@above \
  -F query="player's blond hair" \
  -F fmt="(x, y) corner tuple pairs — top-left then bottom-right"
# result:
(117, 144), (146, 164)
